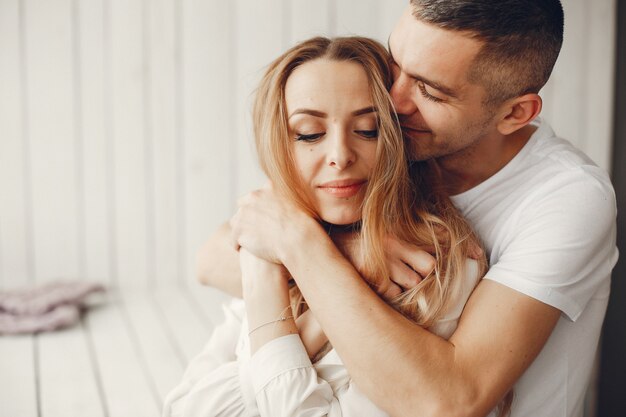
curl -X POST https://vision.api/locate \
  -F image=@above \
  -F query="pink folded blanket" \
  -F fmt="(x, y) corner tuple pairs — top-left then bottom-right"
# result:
(0, 281), (105, 335)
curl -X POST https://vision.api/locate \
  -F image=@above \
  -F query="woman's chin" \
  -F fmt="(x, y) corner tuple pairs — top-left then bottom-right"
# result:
(315, 202), (364, 228)
(319, 213), (361, 227)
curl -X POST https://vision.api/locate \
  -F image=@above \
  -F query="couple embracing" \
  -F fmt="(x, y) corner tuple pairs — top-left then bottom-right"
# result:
(165, 1), (617, 416)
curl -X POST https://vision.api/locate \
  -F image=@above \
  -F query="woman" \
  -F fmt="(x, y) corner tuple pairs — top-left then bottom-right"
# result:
(163, 36), (494, 417)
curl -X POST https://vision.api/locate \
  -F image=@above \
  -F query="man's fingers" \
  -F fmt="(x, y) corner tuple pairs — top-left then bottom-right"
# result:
(468, 242), (484, 260)
(380, 281), (403, 301)
(400, 248), (436, 279)
(388, 260), (423, 290)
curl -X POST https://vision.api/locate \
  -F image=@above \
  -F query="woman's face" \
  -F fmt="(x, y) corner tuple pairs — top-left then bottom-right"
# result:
(285, 58), (379, 225)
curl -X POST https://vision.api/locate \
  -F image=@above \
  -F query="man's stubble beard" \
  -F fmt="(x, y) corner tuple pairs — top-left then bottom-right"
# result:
(405, 112), (496, 165)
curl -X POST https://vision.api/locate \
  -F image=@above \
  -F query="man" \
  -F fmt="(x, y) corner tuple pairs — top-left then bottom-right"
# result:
(200, 1), (618, 416)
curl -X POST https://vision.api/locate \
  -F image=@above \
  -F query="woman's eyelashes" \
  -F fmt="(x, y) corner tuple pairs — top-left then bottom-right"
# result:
(355, 129), (378, 139)
(294, 129), (378, 142)
(295, 132), (324, 142)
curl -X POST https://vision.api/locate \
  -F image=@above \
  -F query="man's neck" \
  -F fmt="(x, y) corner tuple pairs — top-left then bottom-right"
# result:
(438, 124), (537, 196)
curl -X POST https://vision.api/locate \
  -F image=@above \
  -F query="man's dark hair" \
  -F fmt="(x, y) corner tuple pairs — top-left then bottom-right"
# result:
(410, 0), (564, 106)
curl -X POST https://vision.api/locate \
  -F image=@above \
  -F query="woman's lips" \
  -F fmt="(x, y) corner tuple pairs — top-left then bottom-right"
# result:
(318, 180), (367, 198)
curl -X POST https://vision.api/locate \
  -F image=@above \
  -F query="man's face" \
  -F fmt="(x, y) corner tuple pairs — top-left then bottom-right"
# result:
(389, 7), (497, 162)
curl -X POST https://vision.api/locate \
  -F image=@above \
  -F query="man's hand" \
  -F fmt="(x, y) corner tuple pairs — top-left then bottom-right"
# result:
(230, 186), (317, 264)
(384, 236), (437, 291)
(332, 232), (438, 299)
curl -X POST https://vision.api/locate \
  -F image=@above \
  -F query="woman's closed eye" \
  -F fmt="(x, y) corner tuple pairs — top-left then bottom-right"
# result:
(295, 132), (324, 142)
(355, 129), (378, 139)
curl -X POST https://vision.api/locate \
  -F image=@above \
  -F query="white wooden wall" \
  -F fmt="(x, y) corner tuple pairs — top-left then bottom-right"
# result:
(0, 0), (616, 290)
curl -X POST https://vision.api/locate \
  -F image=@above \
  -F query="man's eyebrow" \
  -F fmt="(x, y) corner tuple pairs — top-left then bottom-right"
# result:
(387, 37), (459, 99)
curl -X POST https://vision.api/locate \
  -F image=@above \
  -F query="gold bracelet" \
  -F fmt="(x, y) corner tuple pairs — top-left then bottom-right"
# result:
(248, 315), (294, 336)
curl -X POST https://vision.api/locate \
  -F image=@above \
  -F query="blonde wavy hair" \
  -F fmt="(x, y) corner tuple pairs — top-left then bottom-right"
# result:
(253, 35), (484, 326)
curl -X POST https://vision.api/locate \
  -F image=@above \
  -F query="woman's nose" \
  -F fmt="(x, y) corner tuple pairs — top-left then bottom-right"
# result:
(326, 130), (356, 170)
(390, 72), (418, 116)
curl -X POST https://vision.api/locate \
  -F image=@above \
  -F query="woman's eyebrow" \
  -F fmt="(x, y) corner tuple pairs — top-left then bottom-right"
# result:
(289, 107), (376, 119)
(352, 106), (377, 116)
(289, 109), (326, 119)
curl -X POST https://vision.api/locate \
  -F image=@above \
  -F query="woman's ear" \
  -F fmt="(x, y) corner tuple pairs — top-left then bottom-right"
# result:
(496, 93), (542, 136)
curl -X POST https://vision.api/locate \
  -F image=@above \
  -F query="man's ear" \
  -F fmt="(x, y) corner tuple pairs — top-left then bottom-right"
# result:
(496, 93), (542, 136)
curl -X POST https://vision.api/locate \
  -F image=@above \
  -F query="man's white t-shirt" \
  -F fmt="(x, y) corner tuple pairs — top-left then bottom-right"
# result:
(451, 117), (618, 417)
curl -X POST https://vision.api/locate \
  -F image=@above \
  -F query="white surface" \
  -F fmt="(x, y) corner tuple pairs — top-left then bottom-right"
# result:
(0, 334), (38, 417)
(0, 286), (225, 417)
(38, 324), (105, 417)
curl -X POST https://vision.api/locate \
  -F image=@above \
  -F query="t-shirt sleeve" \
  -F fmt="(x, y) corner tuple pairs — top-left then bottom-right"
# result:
(485, 169), (617, 321)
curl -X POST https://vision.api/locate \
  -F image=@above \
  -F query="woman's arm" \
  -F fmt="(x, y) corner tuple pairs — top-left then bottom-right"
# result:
(240, 248), (298, 353)
(240, 249), (343, 417)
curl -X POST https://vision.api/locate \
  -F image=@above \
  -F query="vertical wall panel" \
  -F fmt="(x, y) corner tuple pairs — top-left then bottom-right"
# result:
(289, 0), (332, 44)
(110, 0), (148, 287)
(584, 0), (616, 171)
(182, 0), (234, 284)
(234, 0), (285, 198)
(79, 0), (111, 284)
(0, 0), (617, 294)
(541, 0), (615, 172)
(546, 0), (587, 152)
(539, 78), (556, 129)
(0, 0), (31, 288)
(26, 0), (80, 283)
(72, 0), (87, 281)
(335, 0), (382, 41)
(147, 0), (180, 287)
(379, 0), (407, 43)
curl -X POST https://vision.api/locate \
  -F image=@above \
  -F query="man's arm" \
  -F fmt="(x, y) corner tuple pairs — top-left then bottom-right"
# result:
(278, 221), (559, 417)
(197, 221), (433, 299)
(197, 222), (242, 297)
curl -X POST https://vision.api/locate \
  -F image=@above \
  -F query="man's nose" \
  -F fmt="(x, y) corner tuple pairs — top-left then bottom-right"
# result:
(390, 73), (418, 115)
(327, 130), (355, 170)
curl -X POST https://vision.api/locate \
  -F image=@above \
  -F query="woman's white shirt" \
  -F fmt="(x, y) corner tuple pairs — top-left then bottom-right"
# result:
(163, 259), (480, 417)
